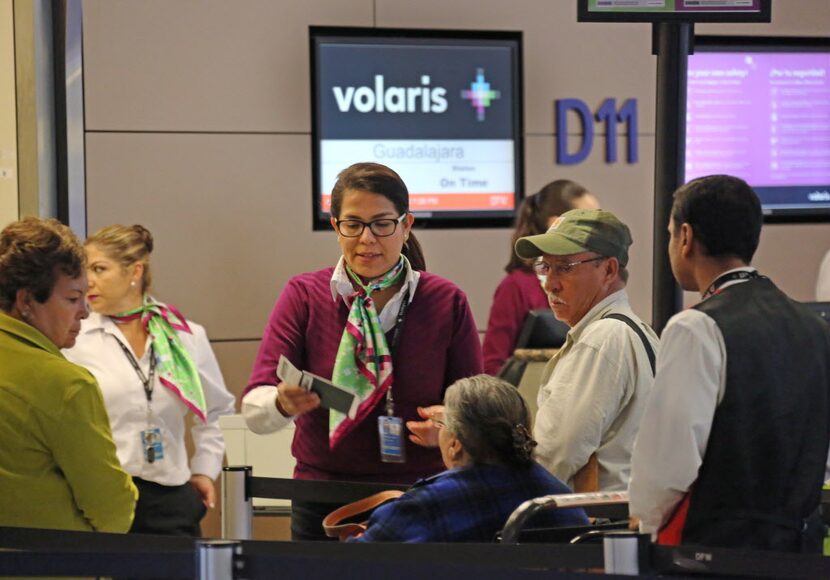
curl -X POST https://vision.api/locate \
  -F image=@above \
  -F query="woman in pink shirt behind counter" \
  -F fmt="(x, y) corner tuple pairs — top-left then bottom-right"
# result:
(482, 180), (600, 375)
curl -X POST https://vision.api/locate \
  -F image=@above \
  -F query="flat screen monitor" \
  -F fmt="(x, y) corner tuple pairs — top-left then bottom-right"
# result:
(515, 308), (569, 349)
(578, 0), (771, 23)
(686, 36), (830, 223)
(310, 27), (523, 230)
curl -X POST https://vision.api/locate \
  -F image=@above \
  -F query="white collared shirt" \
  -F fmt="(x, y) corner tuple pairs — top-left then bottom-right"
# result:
(629, 268), (751, 536)
(701, 266), (758, 298)
(629, 267), (830, 537)
(628, 305), (726, 537)
(329, 256), (421, 333)
(242, 258), (420, 434)
(534, 289), (659, 491)
(64, 311), (235, 486)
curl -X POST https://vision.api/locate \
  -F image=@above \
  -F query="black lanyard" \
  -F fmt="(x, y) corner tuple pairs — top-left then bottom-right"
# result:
(381, 288), (410, 416)
(387, 288), (411, 357)
(115, 338), (156, 404)
(702, 270), (761, 300)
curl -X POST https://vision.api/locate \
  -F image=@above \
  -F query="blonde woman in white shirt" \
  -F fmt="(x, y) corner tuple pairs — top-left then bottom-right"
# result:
(65, 224), (235, 536)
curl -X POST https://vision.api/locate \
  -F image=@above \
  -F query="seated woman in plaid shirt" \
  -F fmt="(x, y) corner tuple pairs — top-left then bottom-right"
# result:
(349, 375), (588, 542)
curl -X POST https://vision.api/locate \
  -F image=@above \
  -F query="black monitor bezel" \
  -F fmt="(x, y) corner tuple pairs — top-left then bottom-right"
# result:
(577, 0), (771, 23)
(515, 308), (569, 349)
(689, 35), (830, 224)
(309, 26), (524, 231)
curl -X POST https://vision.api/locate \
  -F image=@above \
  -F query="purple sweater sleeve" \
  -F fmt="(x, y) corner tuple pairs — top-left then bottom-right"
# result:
(244, 275), (311, 395)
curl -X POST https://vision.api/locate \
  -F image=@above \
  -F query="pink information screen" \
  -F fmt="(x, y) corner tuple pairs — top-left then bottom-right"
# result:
(687, 41), (830, 221)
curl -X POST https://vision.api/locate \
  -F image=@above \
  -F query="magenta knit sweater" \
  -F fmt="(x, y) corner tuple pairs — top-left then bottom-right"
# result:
(245, 267), (483, 484)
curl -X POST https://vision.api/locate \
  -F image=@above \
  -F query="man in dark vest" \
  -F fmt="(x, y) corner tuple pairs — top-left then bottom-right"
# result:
(629, 174), (830, 552)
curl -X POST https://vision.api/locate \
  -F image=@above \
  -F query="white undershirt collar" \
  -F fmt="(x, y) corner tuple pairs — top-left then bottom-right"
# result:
(329, 257), (421, 332)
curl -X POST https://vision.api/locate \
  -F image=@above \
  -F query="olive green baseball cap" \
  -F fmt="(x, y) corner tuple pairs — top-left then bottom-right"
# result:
(515, 208), (633, 267)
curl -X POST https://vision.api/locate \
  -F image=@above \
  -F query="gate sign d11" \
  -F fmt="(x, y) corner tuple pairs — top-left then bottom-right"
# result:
(556, 98), (638, 166)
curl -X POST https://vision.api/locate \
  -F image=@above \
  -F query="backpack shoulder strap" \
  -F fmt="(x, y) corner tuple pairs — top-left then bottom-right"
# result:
(601, 313), (656, 376)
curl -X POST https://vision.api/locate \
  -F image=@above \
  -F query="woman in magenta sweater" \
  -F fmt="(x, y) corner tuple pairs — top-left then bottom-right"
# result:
(242, 162), (483, 540)
(482, 180), (599, 375)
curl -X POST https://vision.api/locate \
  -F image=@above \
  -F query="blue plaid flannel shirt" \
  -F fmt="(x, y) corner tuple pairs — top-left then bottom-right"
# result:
(349, 462), (588, 542)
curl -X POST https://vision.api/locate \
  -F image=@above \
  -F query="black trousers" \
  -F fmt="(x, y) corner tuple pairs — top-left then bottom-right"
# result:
(291, 500), (341, 542)
(129, 477), (206, 537)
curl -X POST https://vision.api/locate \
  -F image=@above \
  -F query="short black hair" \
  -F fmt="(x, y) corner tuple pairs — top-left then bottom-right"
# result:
(671, 175), (762, 264)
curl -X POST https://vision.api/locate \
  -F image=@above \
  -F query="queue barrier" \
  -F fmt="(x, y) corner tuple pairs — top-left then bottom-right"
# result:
(215, 466), (829, 577)
(0, 525), (236, 579)
(220, 465), (629, 540)
(220, 465), (411, 540)
(3, 523), (830, 578)
(0, 524), (607, 578)
(3, 473), (826, 577)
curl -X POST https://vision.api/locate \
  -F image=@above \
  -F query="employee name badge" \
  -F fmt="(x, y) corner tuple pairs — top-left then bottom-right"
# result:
(140, 427), (164, 464)
(378, 415), (405, 463)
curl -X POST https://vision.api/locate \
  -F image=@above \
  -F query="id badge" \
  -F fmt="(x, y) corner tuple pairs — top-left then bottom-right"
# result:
(378, 415), (405, 463)
(140, 427), (164, 464)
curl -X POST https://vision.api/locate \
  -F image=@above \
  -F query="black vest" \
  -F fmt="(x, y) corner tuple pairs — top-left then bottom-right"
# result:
(682, 277), (830, 551)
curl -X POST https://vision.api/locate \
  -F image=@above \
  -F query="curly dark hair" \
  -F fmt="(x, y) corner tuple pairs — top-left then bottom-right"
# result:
(0, 217), (86, 311)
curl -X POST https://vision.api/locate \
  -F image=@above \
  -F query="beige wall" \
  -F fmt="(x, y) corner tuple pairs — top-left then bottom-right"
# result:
(0, 0), (17, 228)
(81, 0), (830, 398)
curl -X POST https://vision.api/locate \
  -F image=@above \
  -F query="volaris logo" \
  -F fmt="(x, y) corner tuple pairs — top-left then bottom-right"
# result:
(461, 68), (500, 121)
(332, 75), (448, 114)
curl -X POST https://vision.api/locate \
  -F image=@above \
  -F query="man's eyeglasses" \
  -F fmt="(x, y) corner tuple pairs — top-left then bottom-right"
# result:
(335, 214), (407, 238)
(533, 256), (606, 277)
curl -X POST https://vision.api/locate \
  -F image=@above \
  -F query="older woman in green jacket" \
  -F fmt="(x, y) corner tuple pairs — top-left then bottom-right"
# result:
(0, 217), (136, 532)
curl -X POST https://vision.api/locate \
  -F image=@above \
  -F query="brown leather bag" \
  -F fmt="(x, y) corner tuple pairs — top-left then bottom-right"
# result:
(322, 490), (405, 541)
(572, 453), (599, 493)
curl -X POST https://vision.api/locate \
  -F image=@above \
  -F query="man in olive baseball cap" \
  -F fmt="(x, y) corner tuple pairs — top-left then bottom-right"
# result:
(513, 207), (658, 493)
(515, 208), (633, 267)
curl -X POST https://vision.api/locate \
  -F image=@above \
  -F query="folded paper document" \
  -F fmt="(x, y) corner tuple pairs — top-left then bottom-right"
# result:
(277, 355), (357, 418)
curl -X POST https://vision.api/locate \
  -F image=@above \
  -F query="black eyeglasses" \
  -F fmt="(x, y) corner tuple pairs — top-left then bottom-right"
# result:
(533, 256), (606, 277)
(335, 214), (407, 238)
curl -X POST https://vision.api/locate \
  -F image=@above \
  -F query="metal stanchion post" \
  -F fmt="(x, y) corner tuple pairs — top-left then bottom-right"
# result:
(222, 466), (252, 540)
(196, 540), (240, 580)
(603, 531), (651, 575)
